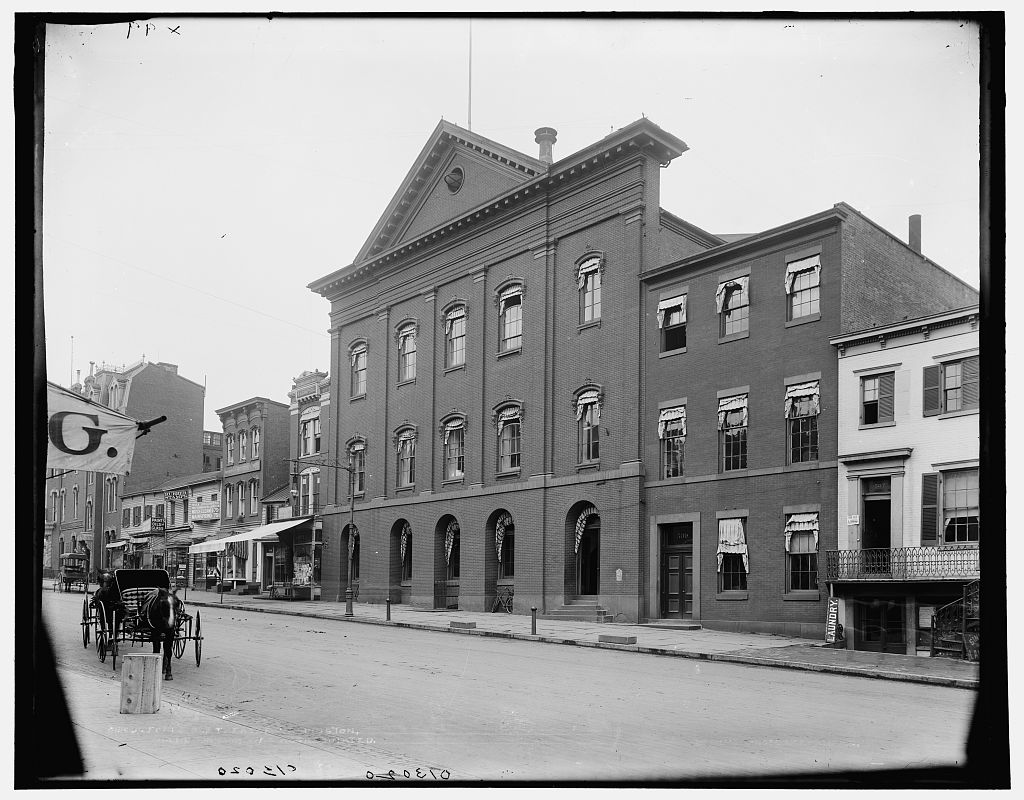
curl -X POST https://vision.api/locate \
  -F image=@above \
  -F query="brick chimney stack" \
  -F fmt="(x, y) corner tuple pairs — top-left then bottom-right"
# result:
(534, 127), (557, 165)
(909, 214), (922, 254)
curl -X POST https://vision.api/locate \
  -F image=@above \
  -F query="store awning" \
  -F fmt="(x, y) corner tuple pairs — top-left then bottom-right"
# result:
(187, 517), (312, 554)
(105, 541), (127, 550)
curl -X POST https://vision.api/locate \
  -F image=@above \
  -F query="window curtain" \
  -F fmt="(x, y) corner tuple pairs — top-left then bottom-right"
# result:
(350, 346), (365, 366)
(575, 390), (601, 422)
(715, 275), (749, 312)
(576, 258), (601, 289)
(400, 521), (410, 563)
(784, 381), (820, 418)
(496, 407), (520, 435)
(395, 431), (416, 453)
(657, 406), (687, 439)
(498, 285), (522, 316)
(445, 520), (460, 565)
(398, 327), (416, 346)
(348, 524), (359, 558)
(656, 294), (687, 328)
(717, 395), (748, 429)
(495, 512), (513, 562)
(785, 254), (821, 293)
(444, 306), (465, 336)
(717, 518), (749, 572)
(442, 419), (464, 446)
(784, 512), (819, 552)
(574, 505), (599, 553)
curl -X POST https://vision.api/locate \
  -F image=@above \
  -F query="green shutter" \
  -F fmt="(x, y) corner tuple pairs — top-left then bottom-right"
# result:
(922, 364), (942, 416)
(878, 372), (895, 422)
(962, 356), (979, 410)
(921, 473), (939, 544)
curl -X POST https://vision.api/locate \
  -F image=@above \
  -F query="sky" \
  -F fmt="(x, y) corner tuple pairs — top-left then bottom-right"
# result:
(41, 15), (983, 430)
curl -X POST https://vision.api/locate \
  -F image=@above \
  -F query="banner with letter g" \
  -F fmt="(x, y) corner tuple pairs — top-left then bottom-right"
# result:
(46, 381), (139, 475)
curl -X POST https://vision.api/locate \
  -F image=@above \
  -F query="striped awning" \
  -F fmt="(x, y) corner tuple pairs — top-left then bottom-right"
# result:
(105, 540), (127, 550)
(442, 419), (464, 446)
(400, 521), (411, 563)
(715, 275), (749, 312)
(350, 345), (366, 366)
(498, 285), (522, 315)
(785, 381), (820, 418)
(398, 326), (416, 345)
(717, 394), (748, 429)
(656, 294), (687, 328)
(395, 431), (416, 452)
(496, 406), (520, 435)
(658, 406), (686, 439)
(495, 512), (513, 563)
(785, 512), (819, 552)
(785, 254), (821, 293)
(717, 518), (749, 572)
(444, 306), (465, 335)
(576, 257), (601, 289)
(574, 505), (598, 554)
(445, 520), (460, 565)
(575, 390), (600, 421)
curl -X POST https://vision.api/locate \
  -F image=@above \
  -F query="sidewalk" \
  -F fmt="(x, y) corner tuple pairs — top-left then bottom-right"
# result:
(178, 587), (979, 690)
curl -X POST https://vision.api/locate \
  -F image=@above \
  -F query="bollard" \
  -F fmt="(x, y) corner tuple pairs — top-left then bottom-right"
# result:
(531, 606), (537, 636)
(386, 597), (391, 621)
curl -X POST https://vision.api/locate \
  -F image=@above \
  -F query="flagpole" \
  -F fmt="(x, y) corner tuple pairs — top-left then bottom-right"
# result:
(467, 19), (472, 132)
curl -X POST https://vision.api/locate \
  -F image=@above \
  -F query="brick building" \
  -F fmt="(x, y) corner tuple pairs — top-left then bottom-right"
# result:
(828, 306), (979, 654)
(641, 205), (978, 636)
(308, 119), (978, 633)
(203, 431), (223, 472)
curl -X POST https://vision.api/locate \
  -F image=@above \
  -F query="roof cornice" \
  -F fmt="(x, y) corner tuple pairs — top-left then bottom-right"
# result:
(830, 305), (980, 347)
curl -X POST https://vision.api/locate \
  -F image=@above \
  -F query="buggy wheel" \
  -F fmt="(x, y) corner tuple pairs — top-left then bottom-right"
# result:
(81, 599), (91, 648)
(95, 602), (108, 661)
(173, 626), (186, 659)
(194, 611), (202, 667)
(110, 617), (119, 671)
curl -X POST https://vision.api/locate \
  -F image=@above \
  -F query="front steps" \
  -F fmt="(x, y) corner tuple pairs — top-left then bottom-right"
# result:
(539, 596), (614, 623)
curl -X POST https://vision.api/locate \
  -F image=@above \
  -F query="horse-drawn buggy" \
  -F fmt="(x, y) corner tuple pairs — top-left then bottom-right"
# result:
(56, 551), (89, 593)
(81, 568), (202, 680)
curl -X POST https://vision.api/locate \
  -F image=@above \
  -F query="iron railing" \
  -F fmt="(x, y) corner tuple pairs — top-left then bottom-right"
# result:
(825, 546), (979, 581)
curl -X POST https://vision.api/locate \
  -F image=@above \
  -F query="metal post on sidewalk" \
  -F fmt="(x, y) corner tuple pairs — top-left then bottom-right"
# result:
(386, 597), (391, 622)
(531, 606), (537, 636)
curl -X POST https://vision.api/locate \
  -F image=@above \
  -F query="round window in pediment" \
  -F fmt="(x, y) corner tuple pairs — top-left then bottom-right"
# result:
(444, 166), (465, 194)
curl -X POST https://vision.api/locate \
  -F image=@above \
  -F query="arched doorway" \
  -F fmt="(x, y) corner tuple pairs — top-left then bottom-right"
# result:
(341, 523), (360, 601)
(390, 519), (412, 604)
(574, 506), (600, 596)
(435, 515), (460, 609)
(487, 509), (515, 612)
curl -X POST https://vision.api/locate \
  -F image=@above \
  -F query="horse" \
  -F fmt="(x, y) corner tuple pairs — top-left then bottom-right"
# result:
(89, 570), (122, 634)
(138, 587), (185, 680)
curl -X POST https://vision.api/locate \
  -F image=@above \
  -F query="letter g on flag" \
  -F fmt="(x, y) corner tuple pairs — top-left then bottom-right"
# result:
(46, 381), (139, 475)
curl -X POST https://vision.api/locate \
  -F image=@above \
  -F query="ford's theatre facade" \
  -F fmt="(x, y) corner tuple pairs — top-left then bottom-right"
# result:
(309, 119), (978, 633)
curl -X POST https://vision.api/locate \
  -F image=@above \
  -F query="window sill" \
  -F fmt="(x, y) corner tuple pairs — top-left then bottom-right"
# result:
(659, 474), (685, 484)
(395, 486), (415, 494)
(497, 346), (522, 360)
(785, 460), (821, 471)
(718, 330), (749, 345)
(785, 312), (821, 328)
(444, 363), (466, 375)
(576, 461), (600, 473)
(442, 477), (465, 487)
(350, 393), (366, 403)
(578, 319), (602, 333)
(658, 346), (687, 359)
(400, 580), (412, 588)
(397, 378), (416, 389)
(783, 591), (821, 601)
(716, 591), (748, 601)
(495, 469), (521, 480)
(859, 420), (895, 430)
(938, 408), (979, 420)
(719, 467), (749, 476)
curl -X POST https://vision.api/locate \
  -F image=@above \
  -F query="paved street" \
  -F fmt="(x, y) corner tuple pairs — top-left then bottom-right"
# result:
(44, 590), (974, 782)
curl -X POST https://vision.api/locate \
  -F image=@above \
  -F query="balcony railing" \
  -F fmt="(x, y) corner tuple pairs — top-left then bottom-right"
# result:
(825, 546), (979, 582)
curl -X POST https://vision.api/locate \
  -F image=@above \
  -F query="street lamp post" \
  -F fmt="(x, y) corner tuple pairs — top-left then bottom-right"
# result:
(343, 455), (355, 616)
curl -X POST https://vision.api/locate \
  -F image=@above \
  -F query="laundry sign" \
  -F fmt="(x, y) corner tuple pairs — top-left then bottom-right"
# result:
(824, 598), (841, 644)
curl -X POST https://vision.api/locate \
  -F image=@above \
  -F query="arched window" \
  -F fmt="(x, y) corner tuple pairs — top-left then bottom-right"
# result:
(226, 433), (235, 465)
(251, 427), (260, 458)
(575, 388), (602, 464)
(396, 429), (416, 489)
(397, 324), (417, 382)
(84, 501), (93, 531)
(497, 284), (523, 352)
(495, 405), (522, 473)
(238, 430), (248, 462)
(441, 417), (466, 481)
(237, 482), (246, 517)
(249, 479), (259, 515)
(299, 467), (320, 515)
(72, 487), (79, 520)
(444, 305), (466, 367)
(60, 489), (66, 522)
(225, 484), (234, 518)
(350, 342), (367, 397)
(400, 522), (413, 582)
(577, 255), (603, 323)
(348, 440), (366, 495)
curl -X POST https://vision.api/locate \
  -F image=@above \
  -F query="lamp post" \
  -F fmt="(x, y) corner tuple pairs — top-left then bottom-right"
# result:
(343, 455), (355, 616)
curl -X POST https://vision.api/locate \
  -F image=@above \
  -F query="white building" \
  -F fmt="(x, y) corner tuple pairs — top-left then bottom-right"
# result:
(828, 306), (979, 655)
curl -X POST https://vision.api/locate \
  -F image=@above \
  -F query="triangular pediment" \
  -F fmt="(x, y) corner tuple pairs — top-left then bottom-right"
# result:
(355, 121), (545, 264)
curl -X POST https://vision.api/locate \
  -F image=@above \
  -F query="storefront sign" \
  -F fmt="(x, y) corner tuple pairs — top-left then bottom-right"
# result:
(192, 501), (220, 521)
(847, 515), (860, 526)
(165, 490), (189, 501)
(824, 597), (841, 643)
(150, 517), (165, 534)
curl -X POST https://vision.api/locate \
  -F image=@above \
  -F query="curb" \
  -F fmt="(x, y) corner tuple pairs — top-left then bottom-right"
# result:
(185, 598), (978, 691)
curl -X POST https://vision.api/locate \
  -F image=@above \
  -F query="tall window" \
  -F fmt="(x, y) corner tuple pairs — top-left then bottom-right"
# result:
(85, 501), (93, 531)
(87, 471), (94, 486)
(861, 372), (895, 425)
(170, 502), (176, 526)
(576, 391), (601, 463)
(445, 306), (466, 367)
(397, 432), (416, 488)
(657, 294), (687, 352)
(658, 406), (686, 478)
(144, 504), (152, 520)
(156, 503), (164, 519)
(786, 255), (821, 320)
(226, 434), (235, 465)
(249, 481), (258, 515)
(717, 517), (748, 591)
(578, 257), (602, 323)
(718, 395), (748, 471)
(401, 528), (413, 581)
(301, 415), (320, 456)
(349, 442), (366, 495)
(238, 430), (248, 462)
(497, 408), (521, 472)
(443, 421), (465, 481)
(300, 468), (320, 515)
(943, 468), (979, 543)
(786, 382), (820, 464)
(251, 427), (260, 458)
(72, 487), (79, 519)
(60, 490), (66, 521)
(225, 485), (233, 518)
(133, 506), (141, 526)
(923, 356), (979, 416)
(785, 513), (819, 591)
(717, 277), (749, 337)
(184, 498), (190, 523)
(351, 344), (367, 397)
(500, 524), (515, 578)
(314, 417), (321, 453)
(122, 507), (130, 527)
(398, 326), (417, 382)
(498, 286), (523, 352)
(50, 491), (57, 522)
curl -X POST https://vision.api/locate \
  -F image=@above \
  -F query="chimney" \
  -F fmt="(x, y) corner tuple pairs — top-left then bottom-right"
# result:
(534, 127), (557, 165)
(909, 214), (922, 254)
